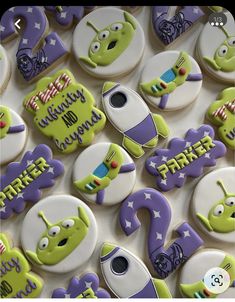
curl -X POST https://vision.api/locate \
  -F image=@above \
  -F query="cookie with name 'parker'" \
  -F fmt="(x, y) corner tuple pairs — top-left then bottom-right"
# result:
(145, 125), (226, 192)
(23, 69), (106, 154)
(0, 144), (64, 220)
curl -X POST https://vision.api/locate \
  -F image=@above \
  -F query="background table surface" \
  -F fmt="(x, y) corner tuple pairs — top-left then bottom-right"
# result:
(1, 6), (234, 298)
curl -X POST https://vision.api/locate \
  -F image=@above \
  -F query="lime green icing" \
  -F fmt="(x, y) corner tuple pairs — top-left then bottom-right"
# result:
(153, 279), (172, 298)
(102, 81), (118, 94)
(26, 207), (90, 266)
(209, 6), (223, 12)
(77, 288), (97, 298)
(196, 180), (235, 233)
(0, 233), (43, 298)
(80, 11), (136, 68)
(140, 51), (191, 97)
(74, 143), (124, 194)
(101, 243), (115, 257)
(23, 69), (106, 154)
(0, 106), (11, 139)
(207, 87), (235, 149)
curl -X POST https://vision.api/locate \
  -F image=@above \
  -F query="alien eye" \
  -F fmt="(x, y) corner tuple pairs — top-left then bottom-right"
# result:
(39, 237), (49, 250)
(225, 197), (235, 207)
(213, 204), (224, 216)
(111, 256), (129, 275)
(218, 45), (228, 57)
(62, 219), (75, 228)
(91, 42), (100, 53)
(98, 30), (110, 40)
(48, 226), (60, 237)
(111, 23), (123, 31)
(228, 37), (235, 46)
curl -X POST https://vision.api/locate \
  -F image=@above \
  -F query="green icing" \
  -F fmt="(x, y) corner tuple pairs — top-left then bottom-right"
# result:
(153, 278), (172, 298)
(207, 87), (235, 150)
(0, 233), (43, 298)
(101, 243), (115, 257)
(209, 6), (223, 12)
(80, 11), (136, 68)
(23, 69), (106, 154)
(196, 180), (235, 233)
(26, 207), (90, 266)
(74, 143), (124, 194)
(0, 106), (12, 139)
(140, 51), (191, 97)
(77, 288), (97, 298)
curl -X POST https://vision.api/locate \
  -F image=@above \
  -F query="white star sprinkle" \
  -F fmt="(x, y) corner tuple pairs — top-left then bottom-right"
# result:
(27, 160), (33, 166)
(160, 179), (167, 185)
(156, 232), (162, 240)
(85, 281), (92, 289)
(50, 39), (56, 46)
(34, 22), (41, 29)
(185, 141), (191, 148)
(9, 7), (15, 12)
(193, 8), (199, 14)
(205, 153), (210, 158)
(179, 173), (185, 178)
(144, 193), (151, 200)
(27, 7), (33, 13)
(161, 156), (168, 162)
(184, 230), (191, 238)
(156, 12), (162, 17)
(149, 161), (156, 168)
(22, 39), (28, 45)
(0, 207), (6, 213)
(61, 12), (67, 18)
(127, 201), (133, 208)
(204, 131), (210, 136)
(17, 192), (24, 199)
(153, 210), (161, 218)
(64, 294), (70, 298)
(0, 25), (5, 32)
(125, 220), (131, 228)
(48, 167), (54, 174)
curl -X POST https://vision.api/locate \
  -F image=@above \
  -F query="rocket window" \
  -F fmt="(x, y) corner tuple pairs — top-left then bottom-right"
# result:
(110, 92), (127, 108)
(111, 256), (129, 275)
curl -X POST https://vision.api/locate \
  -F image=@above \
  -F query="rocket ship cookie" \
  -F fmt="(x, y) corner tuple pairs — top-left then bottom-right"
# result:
(102, 82), (169, 158)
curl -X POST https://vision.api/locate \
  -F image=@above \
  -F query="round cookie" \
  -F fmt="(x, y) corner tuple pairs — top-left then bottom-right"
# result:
(139, 50), (202, 111)
(179, 249), (235, 298)
(73, 143), (136, 205)
(21, 195), (97, 273)
(0, 106), (27, 165)
(0, 45), (11, 94)
(72, 7), (145, 78)
(192, 167), (235, 243)
(196, 10), (235, 83)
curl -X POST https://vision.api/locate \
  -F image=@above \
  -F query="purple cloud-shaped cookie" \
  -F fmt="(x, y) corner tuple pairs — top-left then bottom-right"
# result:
(51, 273), (111, 298)
(145, 124), (226, 191)
(0, 144), (64, 219)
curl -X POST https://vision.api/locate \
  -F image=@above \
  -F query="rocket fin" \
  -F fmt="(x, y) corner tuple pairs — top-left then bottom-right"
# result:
(123, 136), (144, 158)
(152, 114), (169, 138)
(153, 278), (172, 298)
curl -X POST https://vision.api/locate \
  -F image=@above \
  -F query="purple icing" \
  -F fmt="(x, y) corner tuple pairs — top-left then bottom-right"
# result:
(131, 279), (158, 298)
(96, 189), (105, 205)
(119, 188), (204, 279)
(159, 94), (169, 109)
(45, 6), (85, 26)
(152, 6), (204, 45)
(51, 273), (110, 298)
(0, 144), (64, 219)
(8, 124), (25, 133)
(0, 6), (68, 81)
(124, 114), (158, 145)
(186, 73), (203, 81)
(145, 124), (226, 192)
(119, 163), (136, 173)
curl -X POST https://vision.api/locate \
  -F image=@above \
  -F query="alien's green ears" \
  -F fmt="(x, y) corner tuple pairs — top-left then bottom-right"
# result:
(78, 207), (90, 228)
(80, 56), (97, 68)
(26, 250), (43, 266)
(203, 56), (221, 71)
(196, 213), (213, 232)
(124, 11), (136, 30)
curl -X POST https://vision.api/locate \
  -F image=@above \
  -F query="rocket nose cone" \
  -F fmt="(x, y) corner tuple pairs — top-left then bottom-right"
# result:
(101, 243), (116, 257)
(102, 81), (118, 95)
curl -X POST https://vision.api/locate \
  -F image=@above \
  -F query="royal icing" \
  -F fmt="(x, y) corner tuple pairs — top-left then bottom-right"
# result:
(179, 249), (235, 298)
(23, 69), (106, 153)
(196, 10), (235, 83)
(100, 243), (172, 298)
(0, 106), (27, 165)
(207, 87), (235, 150)
(21, 194), (97, 273)
(51, 272), (110, 298)
(0, 6), (68, 82)
(102, 82), (169, 158)
(0, 233), (43, 298)
(0, 144), (64, 220)
(145, 125), (227, 191)
(119, 188), (203, 279)
(192, 167), (235, 243)
(73, 143), (136, 205)
(139, 51), (203, 110)
(152, 6), (204, 46)
(0, 45), (11, 94)
(72, 7), (145, 78)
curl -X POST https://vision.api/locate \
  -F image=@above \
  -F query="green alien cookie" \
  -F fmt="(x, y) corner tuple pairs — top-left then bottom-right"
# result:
(207, 87), (235, 150)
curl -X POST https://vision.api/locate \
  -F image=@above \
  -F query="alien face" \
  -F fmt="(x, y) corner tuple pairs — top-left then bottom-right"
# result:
(0, 106), (11, 139)
(154, 254), (173, 278)
(80, 11), (136, 68)
(26, 207), (90, 266)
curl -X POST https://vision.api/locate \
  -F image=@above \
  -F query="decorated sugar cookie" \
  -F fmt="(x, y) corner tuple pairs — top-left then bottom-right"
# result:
(119, 188), (203, 279)
(179, 249), (235, 298)
(73, 143), (136, 205)
(100, 243), (172, 298)
(139, 51), (203, 110)
(23, 69), (106, 153)
(102, 82), (169, 158)
(0, 45), (11, 94)
(21, 195), (97, 273)
(72, 7), (145, 78)
(192, 167), (235, 243)
(145, 125), (226, 191)
(0, 144), (64, 220)
(206, 87), (235, 150)
(52, 272), (110, 298)
(152, 6), (204, 46)
(196, 10), (235, 83)
(0, 106), (27, 165)
(0, 233), (43, 298)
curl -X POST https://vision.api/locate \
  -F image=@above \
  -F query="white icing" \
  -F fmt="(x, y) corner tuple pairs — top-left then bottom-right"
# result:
(73, 143), (136, 205)
(0, 45), (11, 94)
